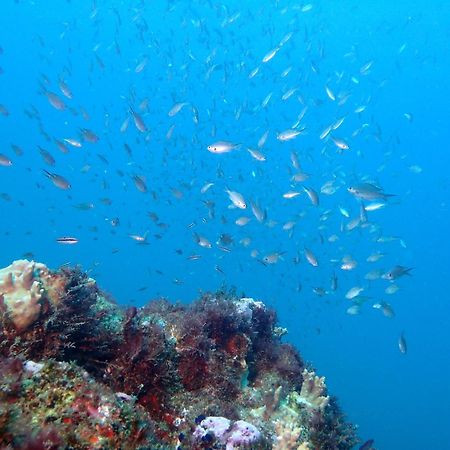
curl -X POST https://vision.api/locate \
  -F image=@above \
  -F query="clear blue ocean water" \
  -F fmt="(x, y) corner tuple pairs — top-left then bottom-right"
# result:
(1, 1), (449, 448)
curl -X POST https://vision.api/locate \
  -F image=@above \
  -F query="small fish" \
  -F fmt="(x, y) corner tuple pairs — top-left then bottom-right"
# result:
(382, 265), (413, 281)
(303, 186), (319, 206)
(364, 269), (383, 280)
(250, 201), (266, 222)
(373, 302), (395, 318)
(45, 91), (66, 110)
(129, 232), (148, 243)
(367, 252), (385, 263)
(200, 182), (214, 194)
(58, 79), (73, 99)
(130, 107), (147, 133)
(341, 256), (357, 271)
(262, 47), (280, 63)
(385, 284), (399, 295)
(338, 206), (350, 218)
(325, 85), (335, 101)
(168, 102), (189, 117)
(257, 130), (269, 148)
(64, 138), (82, 148)
(277, 129), (302, 141)
(345, 286), (364, 300)
(346, 304), (361, 315)
(262, 252), (285, 264)
(365, 201), (386, 212)
(133, 175), (148, 193)
(135, 56), (148, 73)
(235, 216), (251, 226)
(330, 272), (338, 291)
(225, 189), (247, 209)
(194, 233), (212, 248)
(359, 439), (375, 450)
(348, 183), (395, 201)
(56, 236), (79, 245)
(207, 141), (239, 154)
(39, 147), (55, 166)
(43, 170), (71, 190)
(80, 128), (99, 143)
(331, 137), (349, 150)
(0, 154), (12, 166)
(304, 247), (318, 267)
(283, 191), (301, 199)
(398, 332), (407, 354)
(247, 148), (266, 161)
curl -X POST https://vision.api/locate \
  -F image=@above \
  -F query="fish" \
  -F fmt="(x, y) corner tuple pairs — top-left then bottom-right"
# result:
(58, 79), (73, 99)
(235, 216), (251, 226)
(398, 332), (407, 354)
(367, 252), (385, 263)
(0, 154), (13, 166)
(225, 189), (247, 209)
(359, 439), (375, 450)
(43, 170), (71, 190)
(200, 182), (214, 194)
(277, 129), (302, 141)
(385, 284), (399, 294)
(338, 206), (350, 218)
(325, 85), (335, 101)
(283, 191), (301, 199)
(365, 201), (387, 212)
(330, 272), (338, 291)
(382, 265), (413, 281)
(331, 137), (349, 150)
(250, 201), (266, 222)
(193, 233), (212, 248)
(63, 138), (82, 148)
(262, 47), (280, 63)
(207, 141), (240, 154)
(247, 148), (266, 161)
(45, 91), (66, 110)
(348, 183), (395, 201)
(303, 186), (319, 206)
(56, 236), (79, 245)
(262, 252), (285, 264)
(346, 304), (361, 315)
(345, 286), (364, 300)
(130, 107), (147, 133)
(373, 302), (395, 318)
(168, 102), (189, 117)
(304, 248), (318, 267)
(133, 175), (148, 193)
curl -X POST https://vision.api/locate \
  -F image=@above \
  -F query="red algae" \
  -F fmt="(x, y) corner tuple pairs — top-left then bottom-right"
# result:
(0, 261), (358, 449)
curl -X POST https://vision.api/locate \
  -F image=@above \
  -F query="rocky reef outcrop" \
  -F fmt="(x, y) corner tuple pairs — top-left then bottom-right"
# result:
(0, 260), (357, 449)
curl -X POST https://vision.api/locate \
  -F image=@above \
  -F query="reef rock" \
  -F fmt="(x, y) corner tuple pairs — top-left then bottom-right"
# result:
(0, 260), (358, 449)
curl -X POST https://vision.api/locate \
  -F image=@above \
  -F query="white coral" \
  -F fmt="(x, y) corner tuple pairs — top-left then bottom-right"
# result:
(298, 369), (329, 411)
(0, 260), (49, 331)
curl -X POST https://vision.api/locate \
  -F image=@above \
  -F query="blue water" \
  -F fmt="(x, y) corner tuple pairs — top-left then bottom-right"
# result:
(1, 1), (449, 448)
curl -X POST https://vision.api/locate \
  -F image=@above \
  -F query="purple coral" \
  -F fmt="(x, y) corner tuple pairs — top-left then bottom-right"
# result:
(193, 416), (231, 444)
(226, 420), (261, 449)
(193, 416), (261, 449)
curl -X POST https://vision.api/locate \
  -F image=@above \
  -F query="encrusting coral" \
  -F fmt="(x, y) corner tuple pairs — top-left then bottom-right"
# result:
(0, 260), (358, 449)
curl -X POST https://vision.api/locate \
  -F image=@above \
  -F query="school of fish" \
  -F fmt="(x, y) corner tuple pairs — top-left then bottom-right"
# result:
(0, 1), (418, 355)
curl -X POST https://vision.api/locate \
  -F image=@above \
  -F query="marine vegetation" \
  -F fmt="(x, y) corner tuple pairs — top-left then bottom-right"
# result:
(0, 260), (357, 449)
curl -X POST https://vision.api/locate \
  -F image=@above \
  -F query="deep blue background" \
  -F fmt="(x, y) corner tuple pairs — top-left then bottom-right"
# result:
(1, 1), (449, 449)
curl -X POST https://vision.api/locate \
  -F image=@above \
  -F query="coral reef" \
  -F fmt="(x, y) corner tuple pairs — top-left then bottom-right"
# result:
(0, 260), (358, 449)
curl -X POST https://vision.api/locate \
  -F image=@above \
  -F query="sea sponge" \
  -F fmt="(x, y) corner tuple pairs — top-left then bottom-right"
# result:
(0, 260), (48, 331)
